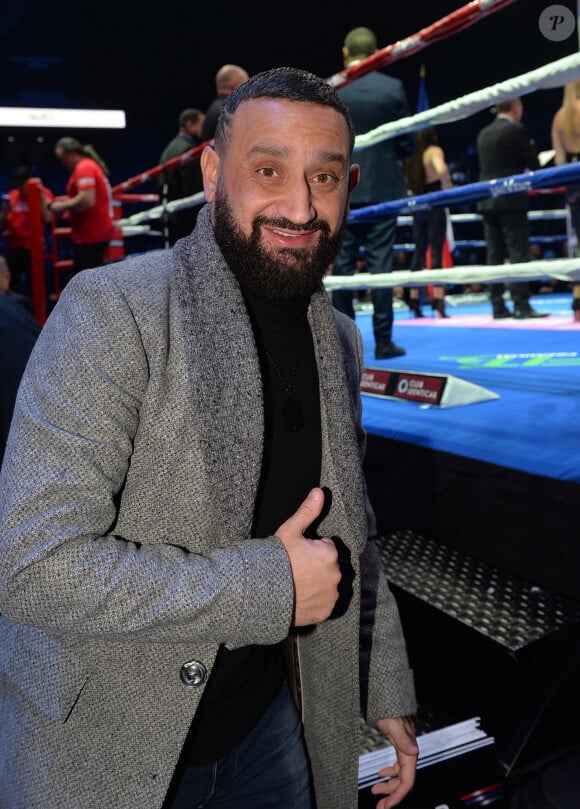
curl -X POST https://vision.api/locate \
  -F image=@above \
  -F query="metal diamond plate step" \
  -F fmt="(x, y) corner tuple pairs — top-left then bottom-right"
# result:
(376, 530), (580, 651)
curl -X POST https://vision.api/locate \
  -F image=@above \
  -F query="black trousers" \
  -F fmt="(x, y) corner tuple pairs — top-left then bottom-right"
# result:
(59, 242), (109, 291)
(73, 241), (109, 273)
(411, 207), (446, 272)
(4, 248), (32, 297)
(331, 215), (398, 345)
(481, 208), (531, 309)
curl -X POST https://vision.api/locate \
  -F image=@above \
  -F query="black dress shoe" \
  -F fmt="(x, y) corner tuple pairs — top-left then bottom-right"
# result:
(493, 307), (512, 319)
(375, 341), (406, 359)
(513, 307), (549, 319)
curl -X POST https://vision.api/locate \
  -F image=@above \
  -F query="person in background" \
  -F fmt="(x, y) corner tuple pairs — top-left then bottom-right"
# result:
(404, 126), (452, 318)
(551, 79), (580, 320)
(476, 98), (548, 319)
(331, 26), (415, 359)
(0, 165), (53, 297)
(49, 137), (115, 286)
(201, 64), (250, 141)
(159, 108), (206, 245)
(0, 66), (418, 809)
(0, 251), (36, 316)
(0, 254), (41, 464)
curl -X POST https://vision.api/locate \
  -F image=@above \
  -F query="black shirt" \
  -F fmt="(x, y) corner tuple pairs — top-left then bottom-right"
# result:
(183, 289), (322, 764)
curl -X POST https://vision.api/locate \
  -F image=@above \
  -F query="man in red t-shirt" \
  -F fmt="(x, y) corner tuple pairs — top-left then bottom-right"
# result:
(50, 137), (115, 286)
(0, 165), (53, 296)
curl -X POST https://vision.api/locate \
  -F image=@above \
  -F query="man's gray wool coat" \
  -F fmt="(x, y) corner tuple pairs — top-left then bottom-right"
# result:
(0, 204), (416, 809)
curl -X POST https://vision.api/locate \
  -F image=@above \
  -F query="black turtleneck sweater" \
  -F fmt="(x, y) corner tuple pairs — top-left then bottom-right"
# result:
(183, 288), (322, 765)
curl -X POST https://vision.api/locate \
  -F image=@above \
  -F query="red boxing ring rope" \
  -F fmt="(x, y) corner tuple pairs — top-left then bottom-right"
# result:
(116, 193), (160, 203)
(111, 141), (207, 195)
(326, 0), (519, 89)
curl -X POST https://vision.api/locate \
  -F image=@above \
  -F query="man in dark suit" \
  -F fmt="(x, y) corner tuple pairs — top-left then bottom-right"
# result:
(0, 255), (41, 463)
(476, 97), (548, 319)
(0, 253), (36, 316)
(201, 64), (249, 142)
(331, 26), (414, 359)
(159, 108), (206, 245)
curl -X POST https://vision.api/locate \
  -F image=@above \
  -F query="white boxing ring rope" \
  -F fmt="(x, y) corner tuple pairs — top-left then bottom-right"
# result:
(354, 52), (580, 150)
(120, 206), (571, 233)
(119, 191), (206, 228)
(322, 259), (580, 293)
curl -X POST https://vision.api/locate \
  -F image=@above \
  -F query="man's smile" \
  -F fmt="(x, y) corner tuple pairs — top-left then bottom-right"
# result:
(262, 224), (318, 248)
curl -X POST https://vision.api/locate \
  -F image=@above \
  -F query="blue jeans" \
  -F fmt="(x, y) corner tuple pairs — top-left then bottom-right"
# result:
(165, 681), (313, 809)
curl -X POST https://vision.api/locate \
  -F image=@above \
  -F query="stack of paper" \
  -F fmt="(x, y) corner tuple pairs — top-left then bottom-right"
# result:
(359, 717), (495, 790)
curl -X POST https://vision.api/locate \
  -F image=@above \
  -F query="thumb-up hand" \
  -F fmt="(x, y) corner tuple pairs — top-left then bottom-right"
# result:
(276, 488), (341, 627)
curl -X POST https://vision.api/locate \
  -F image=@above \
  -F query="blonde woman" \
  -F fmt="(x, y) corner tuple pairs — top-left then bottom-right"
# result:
(551, 80), (580, 319)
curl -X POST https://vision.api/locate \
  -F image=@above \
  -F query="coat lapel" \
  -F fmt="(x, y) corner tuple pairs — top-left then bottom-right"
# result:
(308, 291), (368, 550)
(173, 206), (264, 543)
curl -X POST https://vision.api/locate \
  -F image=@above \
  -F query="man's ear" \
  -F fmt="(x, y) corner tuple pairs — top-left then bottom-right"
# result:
(201, 145), (220, 202)
(348, 163), (360, 195)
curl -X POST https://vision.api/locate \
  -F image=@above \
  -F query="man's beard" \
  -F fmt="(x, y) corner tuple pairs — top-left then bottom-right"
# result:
(213, 185), (347, 301)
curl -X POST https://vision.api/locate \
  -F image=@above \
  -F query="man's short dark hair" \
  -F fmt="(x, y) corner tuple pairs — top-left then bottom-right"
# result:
(214, 66), (355, 155)
(495, 98), (521, 114)
(178, 108), (203, 128)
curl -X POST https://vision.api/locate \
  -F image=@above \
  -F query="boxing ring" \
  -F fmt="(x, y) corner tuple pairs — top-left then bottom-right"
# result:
(101, 6), (580, 588)
(326, 4), (580, 798)
(327, 8), (580, 801)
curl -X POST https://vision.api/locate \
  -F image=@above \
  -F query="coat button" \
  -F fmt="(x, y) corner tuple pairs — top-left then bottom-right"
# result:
(180, 659), (207, 687)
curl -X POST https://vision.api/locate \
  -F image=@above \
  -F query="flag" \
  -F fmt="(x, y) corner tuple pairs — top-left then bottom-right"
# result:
(417, 64), (430, 114)
(415, 65), (454, 275)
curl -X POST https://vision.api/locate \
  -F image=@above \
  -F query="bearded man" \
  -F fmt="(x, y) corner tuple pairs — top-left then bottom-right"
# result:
(0, 67), (418, 809)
